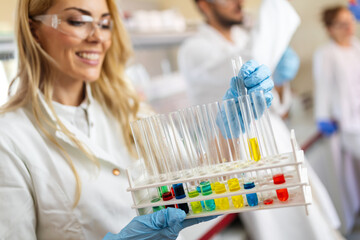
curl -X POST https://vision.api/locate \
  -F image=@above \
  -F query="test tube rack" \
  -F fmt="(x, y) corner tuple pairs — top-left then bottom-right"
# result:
(126, 130), (312, 219)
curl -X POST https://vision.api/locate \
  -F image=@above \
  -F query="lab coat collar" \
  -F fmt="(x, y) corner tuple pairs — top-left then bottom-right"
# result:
(36, 85), (122, 169)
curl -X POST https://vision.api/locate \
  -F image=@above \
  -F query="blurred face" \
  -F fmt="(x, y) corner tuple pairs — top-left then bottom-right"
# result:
(328, 9), (356, 43)
(209, 0), (244, 28)
(34, 0), (112, 83)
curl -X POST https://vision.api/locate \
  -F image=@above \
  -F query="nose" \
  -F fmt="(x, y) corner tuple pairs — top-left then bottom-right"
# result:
(87, 24), (103, 42)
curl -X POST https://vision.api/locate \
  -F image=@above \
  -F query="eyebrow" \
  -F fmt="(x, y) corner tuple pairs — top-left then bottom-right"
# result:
(64, 7), (110, 17)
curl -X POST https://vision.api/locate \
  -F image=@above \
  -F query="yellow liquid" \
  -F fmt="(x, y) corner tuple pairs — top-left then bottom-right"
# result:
(231, 195), (244, 208)
(248, 138), (261, 161)
(215, 197), (230, 210)
(190, 201), (203, 214)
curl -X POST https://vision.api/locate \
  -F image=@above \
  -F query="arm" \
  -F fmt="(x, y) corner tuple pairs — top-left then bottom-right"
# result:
(313, 47), (337, 135)
(0, 135), (37, 239)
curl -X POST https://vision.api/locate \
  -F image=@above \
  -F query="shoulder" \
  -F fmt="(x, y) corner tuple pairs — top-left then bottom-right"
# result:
(314, 42), (336, 57)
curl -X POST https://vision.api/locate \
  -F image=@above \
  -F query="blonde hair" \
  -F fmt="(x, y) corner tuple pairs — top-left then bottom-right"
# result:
(1, 0), (140, 206)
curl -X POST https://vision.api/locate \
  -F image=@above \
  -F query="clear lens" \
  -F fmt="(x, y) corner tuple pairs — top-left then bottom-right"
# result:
(34, 14), (112, 40)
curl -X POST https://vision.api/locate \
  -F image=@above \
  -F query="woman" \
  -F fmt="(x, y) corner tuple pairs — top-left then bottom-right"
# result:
(0, 0), (272, 239)
(313, 5), (360, 234)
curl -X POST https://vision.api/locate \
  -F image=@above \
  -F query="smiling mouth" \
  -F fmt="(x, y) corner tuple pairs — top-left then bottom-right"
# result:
(76, 52), (100, 61)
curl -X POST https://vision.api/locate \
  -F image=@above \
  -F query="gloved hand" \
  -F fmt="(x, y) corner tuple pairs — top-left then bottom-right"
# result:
(103, 208), (218, 240)
(273, 47), (300, 86)
(219, 60), (274, 138)
(317, 120), (338, 136)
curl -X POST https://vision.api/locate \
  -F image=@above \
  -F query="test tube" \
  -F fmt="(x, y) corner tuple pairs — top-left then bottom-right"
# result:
(172, 183), (189, 214)
(227, 178), (244, 208)
(186, 181), (203, 214)
(151, 197), (164, 212)
(272, 168), (289, 201)
(130, 119), (159, 183)
(162, 191), (176, 208)
(213, 182), (230, 210)
(243, 172), (259, 207)
(232, 57), (262, 162)
(250, 90), (279, 158)
(200, 181), (216, 211)
(180, 108), (210, 175)
(221, 98), (251, 166)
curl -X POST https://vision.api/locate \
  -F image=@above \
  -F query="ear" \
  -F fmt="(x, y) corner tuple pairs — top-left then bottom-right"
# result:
(197, 0), (212, 17)
(29, 19), (40, 43)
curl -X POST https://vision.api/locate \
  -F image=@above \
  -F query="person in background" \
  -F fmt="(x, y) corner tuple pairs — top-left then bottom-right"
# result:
(0, 0), (272, 239)
(314, 6), (360, 157)
(178, 0), (343, 239)
(313, 5), (360, 234)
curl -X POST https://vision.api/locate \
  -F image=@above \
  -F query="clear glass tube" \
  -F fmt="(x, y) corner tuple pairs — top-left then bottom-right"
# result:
(251, 90), (279, 158)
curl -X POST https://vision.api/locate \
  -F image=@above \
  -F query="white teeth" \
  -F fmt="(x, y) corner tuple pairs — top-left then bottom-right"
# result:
(77, 52), (100, 60)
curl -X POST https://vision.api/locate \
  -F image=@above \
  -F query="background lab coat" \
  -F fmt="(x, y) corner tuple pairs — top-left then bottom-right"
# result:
(178, 0), (300, 105)
(178, 0), (342, 238)
(0, 88), (137, 240)
(313, 38), (360, 234)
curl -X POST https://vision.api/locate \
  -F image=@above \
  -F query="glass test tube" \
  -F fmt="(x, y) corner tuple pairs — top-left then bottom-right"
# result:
(187, 181), (204, 213)
(130, 120), (159, 183)
(151, 197), (164, 212)
(173, 183), (189, 214)
(200, 181), (216, 211)
(272, 168), (289, 201)
(162, 191), (176, 208)
(221, 98), (251, 167)
(250, 90), (279, 158)
(213, 182), (230, 210)
(180, 108), (210, 175)
(227, 178), (244, 208)
(243, 172), (259, 207)
(232, 56), (262, 162)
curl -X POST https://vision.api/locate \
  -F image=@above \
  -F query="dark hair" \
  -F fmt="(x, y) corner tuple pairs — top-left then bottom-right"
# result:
(322, 6), (348, 27)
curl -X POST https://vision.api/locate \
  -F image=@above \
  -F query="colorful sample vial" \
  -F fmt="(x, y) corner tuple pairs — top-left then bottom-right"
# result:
(200, 181), (216, 211)
(248, 138), (261, 161)
(162, 192), (175, 208)
(151, 197), (164, 212)
(214, 182), (230, 210)
(173, 183), (189, 214)
(188, 190), (203, 214)
(158, 186), (169, 197)
(244, 182), (258, 207)
(273, 173), (289, 202)
(227, 178), (244, 208)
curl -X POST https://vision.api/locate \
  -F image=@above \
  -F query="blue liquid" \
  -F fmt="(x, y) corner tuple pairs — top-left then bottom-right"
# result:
(246, 193), (258, 207)
(173, 183), (189, 214)
(244, 182), (258, 207)
(204, 199), (216, 211)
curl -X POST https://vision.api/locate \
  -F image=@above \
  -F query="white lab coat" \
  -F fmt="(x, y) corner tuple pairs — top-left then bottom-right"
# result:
(0, 86), (137, 239)
(178, 0), (300, 105)
(313, 38), (360, 234)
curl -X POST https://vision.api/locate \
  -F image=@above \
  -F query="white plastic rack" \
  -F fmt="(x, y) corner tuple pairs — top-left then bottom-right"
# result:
(126, 130), (312, 219)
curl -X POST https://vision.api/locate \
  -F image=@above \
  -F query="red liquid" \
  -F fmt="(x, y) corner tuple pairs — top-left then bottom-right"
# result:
(276, 188), (289, 201)
(263, 198), (274, 205)
(273, 174), (288, 201)
(273, 174), (286, 184)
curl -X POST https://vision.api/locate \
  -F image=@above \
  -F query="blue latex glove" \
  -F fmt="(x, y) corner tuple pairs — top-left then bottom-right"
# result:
(273, 47), (300, 86)
(103, 208), (218, 240)
(349, 0), (360, 21)
(219, 60), (274, 138)
(317, 120), (338, 136)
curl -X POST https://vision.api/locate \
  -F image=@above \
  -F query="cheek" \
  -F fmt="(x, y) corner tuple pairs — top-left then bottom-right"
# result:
(38, 28), (81, 60)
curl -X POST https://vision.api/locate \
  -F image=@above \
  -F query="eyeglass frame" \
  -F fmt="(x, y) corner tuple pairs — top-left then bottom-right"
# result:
(31, 13), (113, 41)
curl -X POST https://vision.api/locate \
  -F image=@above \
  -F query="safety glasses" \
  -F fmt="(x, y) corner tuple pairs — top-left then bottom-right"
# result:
(32, 13), (113, 41)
